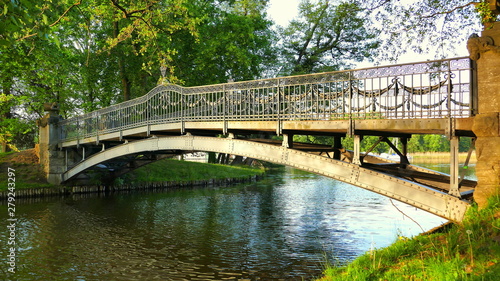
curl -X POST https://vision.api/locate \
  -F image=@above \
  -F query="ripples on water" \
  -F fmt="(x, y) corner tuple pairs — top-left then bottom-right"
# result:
(0, 167), (448, 280)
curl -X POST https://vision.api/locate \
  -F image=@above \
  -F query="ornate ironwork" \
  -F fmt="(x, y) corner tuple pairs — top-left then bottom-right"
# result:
(59, 57), (475, 142)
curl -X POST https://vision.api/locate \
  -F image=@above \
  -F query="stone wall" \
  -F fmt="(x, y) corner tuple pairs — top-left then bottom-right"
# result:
(469, 22), (500, 207)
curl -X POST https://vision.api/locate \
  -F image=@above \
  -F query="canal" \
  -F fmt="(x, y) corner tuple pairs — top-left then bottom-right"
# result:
(1, 164), (475, 280)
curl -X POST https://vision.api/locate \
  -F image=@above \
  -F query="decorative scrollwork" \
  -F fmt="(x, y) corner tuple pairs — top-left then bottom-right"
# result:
(59, 57), (473, 142)
(399, 80), (447, 95)
(375, 101), (405, 111)
(410, 97), (447, 109)
(353, 82), (395, 97)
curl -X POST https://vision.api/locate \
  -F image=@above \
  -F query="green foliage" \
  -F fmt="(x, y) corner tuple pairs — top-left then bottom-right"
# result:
(0, 0), (276, 149)
(0, 94), (36, 151)
(475, 0), (498, 24)
(408, 135), (472, 153)
(280, 0), (379, 75)
(172, 0), (277, 85)
(294, 134), (474, 155)
(0, 0), (492, 151)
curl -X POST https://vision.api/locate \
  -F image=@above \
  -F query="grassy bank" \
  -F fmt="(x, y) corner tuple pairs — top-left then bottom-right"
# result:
(0, 149), (265, 191)
(410, 152), (477, 164)
(318, 196), (500, 281)
(116, 158), (265, 186)
(0, 150), (53, 190)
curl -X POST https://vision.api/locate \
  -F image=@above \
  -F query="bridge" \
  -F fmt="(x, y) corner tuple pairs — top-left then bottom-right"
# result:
(39, 57), (478, 222)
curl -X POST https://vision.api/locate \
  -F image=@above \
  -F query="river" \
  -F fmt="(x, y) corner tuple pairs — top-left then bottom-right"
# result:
(1, 164), (475, 280)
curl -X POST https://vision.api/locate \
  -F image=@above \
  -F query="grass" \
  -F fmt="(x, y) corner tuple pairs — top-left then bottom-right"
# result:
(1, 149), (265, 190)
(119, 158), (265, 185)
(317, 196), (500, 281)
(0, 150), (55, 190)
(410, 152), (477, 164)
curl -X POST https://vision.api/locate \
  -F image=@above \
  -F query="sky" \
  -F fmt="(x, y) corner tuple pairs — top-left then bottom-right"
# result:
(267, 0), (301, 27)
(265, 0), (470, 66)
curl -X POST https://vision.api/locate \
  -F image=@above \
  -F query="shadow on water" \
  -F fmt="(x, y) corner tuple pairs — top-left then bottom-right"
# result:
(0, 166), (450, 280)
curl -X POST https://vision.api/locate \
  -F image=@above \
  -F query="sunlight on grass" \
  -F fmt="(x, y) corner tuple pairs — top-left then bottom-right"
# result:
(318, 195), (500, 280)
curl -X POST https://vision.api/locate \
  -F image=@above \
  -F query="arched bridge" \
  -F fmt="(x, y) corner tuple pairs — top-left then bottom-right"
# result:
(40, 57), (477, 222)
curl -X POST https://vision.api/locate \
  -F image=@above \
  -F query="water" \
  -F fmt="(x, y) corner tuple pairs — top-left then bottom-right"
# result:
(1, 166), (452, 280)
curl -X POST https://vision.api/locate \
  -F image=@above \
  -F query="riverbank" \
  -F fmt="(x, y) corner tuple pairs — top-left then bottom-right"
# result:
(0, 149), (265, 198)
(410, 152), (477, 164)
(317, 196), (500, 280)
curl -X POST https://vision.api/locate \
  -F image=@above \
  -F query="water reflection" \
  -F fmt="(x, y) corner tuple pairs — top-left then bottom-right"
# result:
(415, 162), (477, 181)
(1, 167), (447, 280)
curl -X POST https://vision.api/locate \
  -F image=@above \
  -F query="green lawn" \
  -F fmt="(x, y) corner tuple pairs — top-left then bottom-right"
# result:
(1, 150), (265, 190)
(120, 158), (265, 185)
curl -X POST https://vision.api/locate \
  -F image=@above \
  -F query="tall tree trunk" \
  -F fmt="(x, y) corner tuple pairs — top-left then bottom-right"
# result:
(0, 82), (12, 153)
(113, 21), (131, 101)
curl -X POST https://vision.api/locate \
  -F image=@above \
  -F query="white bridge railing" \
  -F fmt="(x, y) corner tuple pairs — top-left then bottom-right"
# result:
(60, 57), (475, 142)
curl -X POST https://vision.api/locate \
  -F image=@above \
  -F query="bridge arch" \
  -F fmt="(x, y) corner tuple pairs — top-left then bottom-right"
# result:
(63, 135), (469, 221)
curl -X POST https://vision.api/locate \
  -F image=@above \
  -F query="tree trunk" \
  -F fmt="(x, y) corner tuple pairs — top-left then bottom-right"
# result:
(113, 21), (131, 101)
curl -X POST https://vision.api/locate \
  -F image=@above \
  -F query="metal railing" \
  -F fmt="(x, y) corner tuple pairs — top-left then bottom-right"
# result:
(60, 57), (476, 143)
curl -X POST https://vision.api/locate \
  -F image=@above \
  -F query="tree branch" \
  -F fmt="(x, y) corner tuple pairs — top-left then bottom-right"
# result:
(110, 0), (153, 18)
(16, 1), (82, 41)
(365, 0), (391, 12)
(50, 1), (82, 27)
(297, 2), (330, 65)
(110, 0), (129, 17)
(422, 2), (479, 18)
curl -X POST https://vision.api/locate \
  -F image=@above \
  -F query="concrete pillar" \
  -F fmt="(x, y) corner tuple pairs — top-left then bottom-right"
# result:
(449, 136), (460, 197)
(37, 103), (64, 185)
(352, 135), (362, 165)
(468, 21), (500, 207)
(282, 134), (293, 148)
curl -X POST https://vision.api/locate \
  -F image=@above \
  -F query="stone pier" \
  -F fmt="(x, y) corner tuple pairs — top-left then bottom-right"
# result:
(38, 103), (64, 185)
(468, 21), (500, 207)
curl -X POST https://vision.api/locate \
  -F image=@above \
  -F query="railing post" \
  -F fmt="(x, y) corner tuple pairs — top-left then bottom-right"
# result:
(470, 58), (479, 116)
(223, 83), (227, 135)
(95, 112), (99, 145)
(348, 71), (354, 136)
(181, 87), (185, 134)
(447, 60), (453, 118)
(147, 94), (151, 136)
(276, 79), (282, 136)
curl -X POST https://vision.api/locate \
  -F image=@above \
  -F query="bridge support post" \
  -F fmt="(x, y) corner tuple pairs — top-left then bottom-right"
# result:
(353, 135), (362, 165)
(468, 21), (500, 207)
(282, 134), (293, 148)
(449, 136), (461, 197)
(37, 103), (64, 185)
(333, 136), (342, 160)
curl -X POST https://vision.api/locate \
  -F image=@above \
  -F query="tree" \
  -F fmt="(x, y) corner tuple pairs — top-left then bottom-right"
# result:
(280, 0), (380, 75)
(362, 0), (498, 61)
(0, 1), (200, 150)
(1, 0), (200, 101)
(171, 0), (278, 86)
(0, 0), (279, 150)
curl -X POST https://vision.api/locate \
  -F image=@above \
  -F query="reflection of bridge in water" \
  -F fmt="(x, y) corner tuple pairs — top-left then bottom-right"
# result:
(42, 57), (478, 222)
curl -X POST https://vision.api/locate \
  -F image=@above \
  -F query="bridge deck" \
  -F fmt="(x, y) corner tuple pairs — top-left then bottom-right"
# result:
(60, 118), (475, 148)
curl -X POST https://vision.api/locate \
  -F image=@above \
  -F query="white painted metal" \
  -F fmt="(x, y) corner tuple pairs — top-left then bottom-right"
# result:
(62, 136), (470, 221)
(449, 136), (461, 197)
